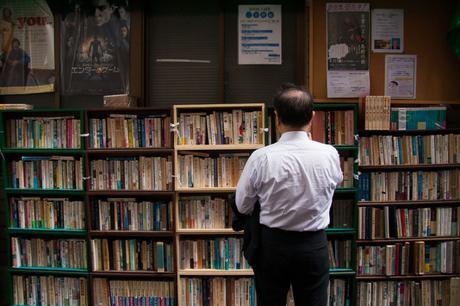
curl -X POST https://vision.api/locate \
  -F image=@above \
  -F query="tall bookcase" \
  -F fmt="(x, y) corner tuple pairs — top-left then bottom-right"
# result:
(172, 103), (265, 306)
(0, 109), (88, 305)
(356, 105), (460, 305)
(85, 108), (176, 305)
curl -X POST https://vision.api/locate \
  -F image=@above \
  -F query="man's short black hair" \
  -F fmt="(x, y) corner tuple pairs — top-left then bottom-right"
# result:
(273, 83), (314, 128)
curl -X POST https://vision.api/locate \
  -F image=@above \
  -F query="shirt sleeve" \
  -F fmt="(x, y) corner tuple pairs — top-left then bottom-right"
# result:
(235, 153), (260, 215)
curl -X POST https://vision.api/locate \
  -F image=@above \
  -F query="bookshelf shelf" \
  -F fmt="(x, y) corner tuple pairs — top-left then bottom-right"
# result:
(357, 237), (460, 244)
(87, 190), (174, 197)
(326, 228), (356, 235)
(5, 188), (85, 196)
(358, 200), (460, 207)
(334, 145), (359, 151)
(356, 274), (459, 281)
(176, 187), (236, 193)
(89, 230), (174, 237)
(9, 228), (87, 237)
(359, 128), (460, 136)
(90, 271), (176, 278)
(87, 148), (173, 155)
(175, 144), (263, 151)
(2, 148), (84, 154)
(9, 267), (89, 275)
(176, 229), (243, 235)
(334, 187), (358, 193)
(359, 164), (460, 171)
(329, 268), (356, 276)
(178, 269), (254, 276)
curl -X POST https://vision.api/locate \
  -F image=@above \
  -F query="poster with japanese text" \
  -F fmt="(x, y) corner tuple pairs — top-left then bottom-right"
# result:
(0, 0), (54, 95)
(61, 0), (130, 95)
(326, 3), (370, 97)
(238, 5), (281, 65)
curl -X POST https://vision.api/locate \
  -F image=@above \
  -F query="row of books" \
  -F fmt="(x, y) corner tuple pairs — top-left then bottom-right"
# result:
(310, 110), (355, 145)
(339, 157), (354, 188)
(391, 107), (447, 131)
(328, 240), (352, 268)
(364, 96), (391, 130)
(358, 207), (460, 240)
(359, 134), (460, 166)
(11, 238), (87, 269)
(176, 110), (263, 145)
(178, 196), (232, 229)
(179, 277), (256, 306)
(91, 239), (173, 272)
(6, 117), (81, 149)
(10, 157), (83, 189)
(89, 115), (171, 148)
(93, 279), (175, 306)
(89, 157), (173, 191)
(93, 199), (172, 231)
(330, 199), (353, 228)
(179, 238), (250, 270)
(327, 279), (350, 306)
(10, 197), (85, 230)
(357, 279), (455, 306)
(178, 278), (350, 306)
(13, 276), (87, 306)
(358, 170), (460, 201)
(177, 154), (248, 188)
(357, 241), (459, 276)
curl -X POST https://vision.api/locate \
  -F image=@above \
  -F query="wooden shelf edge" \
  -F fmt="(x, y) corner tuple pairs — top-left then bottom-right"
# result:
(357, 237), (460, 243)
(356, 274), (459, 280)
(358, 200), (460, 206)
(178, 269), (254, 276)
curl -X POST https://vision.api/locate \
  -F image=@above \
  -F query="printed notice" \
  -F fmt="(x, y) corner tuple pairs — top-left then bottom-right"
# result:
(326, 3), (370, 97)
(238, 5), (281, 65)
(372, 9), (404, 53)
(385, 55), (417, 99)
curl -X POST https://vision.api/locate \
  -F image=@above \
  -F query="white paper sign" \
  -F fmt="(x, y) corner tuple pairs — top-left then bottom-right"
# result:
(385, 55), (417, 99)
(327, 71), (370, 98)
(371, 9), (404, 53)
(238, 5), (281, 65)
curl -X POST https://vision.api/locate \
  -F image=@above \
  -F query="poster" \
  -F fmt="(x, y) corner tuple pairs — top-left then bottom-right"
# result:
(326, 3), (370, 98)
(0, 0), (55, 95)
(238, 5), (281, 65)
(61, 0), (130, 95)
(385, 54), (417, 99)
(371, 9), (404, 53)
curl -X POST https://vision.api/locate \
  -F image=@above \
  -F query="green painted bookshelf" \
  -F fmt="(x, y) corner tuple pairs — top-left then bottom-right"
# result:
(0, 109), (88, 305)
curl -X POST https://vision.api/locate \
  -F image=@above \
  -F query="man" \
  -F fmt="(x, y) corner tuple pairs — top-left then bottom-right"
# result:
(88, 36), (103, 66)
(236, 84), (343, 306)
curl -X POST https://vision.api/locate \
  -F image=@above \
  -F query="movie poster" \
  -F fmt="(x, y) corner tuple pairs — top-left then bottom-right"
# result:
(0, 0), (55, 95)
(61, 0), (130, 95)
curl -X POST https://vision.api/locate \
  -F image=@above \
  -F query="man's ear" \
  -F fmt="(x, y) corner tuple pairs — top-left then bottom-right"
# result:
(306, 111), (315, 131)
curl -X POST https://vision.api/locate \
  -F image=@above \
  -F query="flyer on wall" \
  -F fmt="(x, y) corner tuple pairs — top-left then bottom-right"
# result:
(371, 9), (404, 53)
(61, 0), (130, 95)
(0, 0), (55, 95)
(385, 54), (417, 99)
(326, 2), (370, 98)
(238, 4), (281, 65)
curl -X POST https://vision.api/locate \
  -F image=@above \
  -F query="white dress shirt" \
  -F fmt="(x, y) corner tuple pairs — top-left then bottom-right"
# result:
(236, 131), (343, 231)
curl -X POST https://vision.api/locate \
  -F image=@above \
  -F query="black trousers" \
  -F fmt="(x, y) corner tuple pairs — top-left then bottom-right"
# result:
(253, 225), (329, 306)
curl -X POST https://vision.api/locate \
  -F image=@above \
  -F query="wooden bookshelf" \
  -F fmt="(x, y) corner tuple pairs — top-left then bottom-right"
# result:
(356, 105), (460, 306)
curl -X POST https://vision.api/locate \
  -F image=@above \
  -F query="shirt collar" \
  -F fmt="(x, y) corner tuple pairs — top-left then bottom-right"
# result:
(278, 131), (310, 143)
